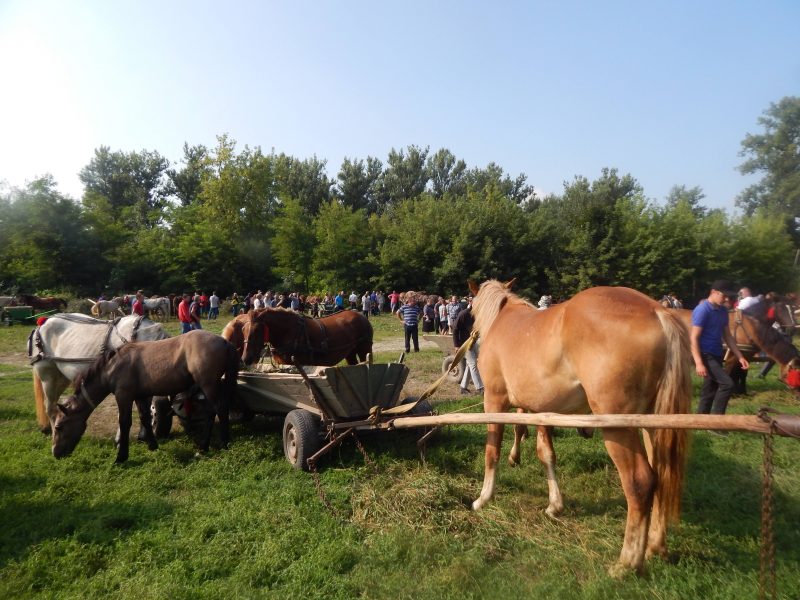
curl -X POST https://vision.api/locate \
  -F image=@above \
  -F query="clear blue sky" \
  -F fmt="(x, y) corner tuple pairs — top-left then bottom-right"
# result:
(1, 0), (798, 210)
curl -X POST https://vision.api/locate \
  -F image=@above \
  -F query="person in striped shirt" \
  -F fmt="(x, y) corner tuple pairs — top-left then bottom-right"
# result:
(396, 296), (421, 353)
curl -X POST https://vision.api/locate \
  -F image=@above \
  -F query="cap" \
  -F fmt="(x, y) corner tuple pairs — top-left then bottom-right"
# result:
(711, 279), (736, 295)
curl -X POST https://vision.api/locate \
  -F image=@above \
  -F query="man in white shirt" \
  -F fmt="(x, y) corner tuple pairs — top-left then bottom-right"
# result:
(737, 287), (762, 313)
(208, 291), (220, 320)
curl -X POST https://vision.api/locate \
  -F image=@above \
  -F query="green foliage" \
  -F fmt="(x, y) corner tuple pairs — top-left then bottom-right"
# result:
(311, 201), (375, 290)
(271, 197), (315, 291)
(737, 96), (800, 244)
(3, 120), (799, 300)
(0, 177), (103, 293)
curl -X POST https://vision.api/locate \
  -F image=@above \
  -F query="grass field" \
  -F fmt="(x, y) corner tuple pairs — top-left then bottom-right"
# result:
(1, 313), (799, 599)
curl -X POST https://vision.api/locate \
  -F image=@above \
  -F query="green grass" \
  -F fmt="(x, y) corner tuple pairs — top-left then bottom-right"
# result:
(1, 318), (799, 598)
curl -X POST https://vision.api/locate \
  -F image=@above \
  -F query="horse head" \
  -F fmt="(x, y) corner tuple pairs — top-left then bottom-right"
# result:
(51, 395), (91, 458)
(241, 310), (271, 365)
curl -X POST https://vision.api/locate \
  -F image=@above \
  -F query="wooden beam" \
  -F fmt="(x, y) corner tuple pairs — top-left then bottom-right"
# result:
(389, 411), (800, 437)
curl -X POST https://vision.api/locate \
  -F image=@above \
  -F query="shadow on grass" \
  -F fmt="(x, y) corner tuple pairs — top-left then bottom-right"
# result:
(0, 473), (174, 569)
(682, 433), (800, 565)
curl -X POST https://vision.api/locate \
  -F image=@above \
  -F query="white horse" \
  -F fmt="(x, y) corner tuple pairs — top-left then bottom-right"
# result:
(89, 299), (124, 319)
(144, 297), (171, 320)
(28, 313), (168, 433)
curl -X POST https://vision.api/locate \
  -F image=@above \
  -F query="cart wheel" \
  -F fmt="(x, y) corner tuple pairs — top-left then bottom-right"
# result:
(400, 396), (437, 437)
(283, 409), (322, 470)
(442, 355), (463, 383)
(151, 396), (173, 439)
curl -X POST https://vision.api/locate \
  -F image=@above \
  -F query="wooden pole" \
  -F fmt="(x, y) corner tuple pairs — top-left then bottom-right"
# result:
(389, 412), (800, 437)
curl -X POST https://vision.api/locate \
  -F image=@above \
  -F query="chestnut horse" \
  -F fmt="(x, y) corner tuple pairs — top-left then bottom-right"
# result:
(468, 279), (691, 575)
(51, 330), (239, 463)
(222, 307), (373, 366)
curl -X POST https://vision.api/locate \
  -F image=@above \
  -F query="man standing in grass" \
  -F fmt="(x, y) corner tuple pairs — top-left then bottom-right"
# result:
(396, 295), (421, 353)
(691, 279), (749, 420)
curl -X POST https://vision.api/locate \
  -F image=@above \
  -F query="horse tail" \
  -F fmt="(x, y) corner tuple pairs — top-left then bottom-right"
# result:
(33, 370), (49, 431)
(653, 308), (692, 523)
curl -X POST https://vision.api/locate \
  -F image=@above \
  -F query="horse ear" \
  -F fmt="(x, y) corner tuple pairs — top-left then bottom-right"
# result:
(503, 278), (517, 289)
(468, 280), (480, 296)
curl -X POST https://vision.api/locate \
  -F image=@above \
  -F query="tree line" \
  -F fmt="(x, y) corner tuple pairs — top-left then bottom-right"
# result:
(1, 97), (798, 306)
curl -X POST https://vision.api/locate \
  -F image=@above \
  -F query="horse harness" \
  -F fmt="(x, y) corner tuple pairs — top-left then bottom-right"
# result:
(28, 315), (146, 365)
(268, 314), (331, 363)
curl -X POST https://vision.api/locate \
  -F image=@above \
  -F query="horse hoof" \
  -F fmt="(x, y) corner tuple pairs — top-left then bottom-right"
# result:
(40, 425), (52, 435)
(471, 498), (485, 511)
(147, 442), (159, 451)
(545, 505), (563, 518)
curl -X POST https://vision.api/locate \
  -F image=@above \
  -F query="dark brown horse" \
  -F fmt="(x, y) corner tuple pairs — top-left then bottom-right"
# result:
(17, 294), (67, 312)
(222, 308), (373, 366)
(468, 279), (691, 575)
(51, 330), (239, 463)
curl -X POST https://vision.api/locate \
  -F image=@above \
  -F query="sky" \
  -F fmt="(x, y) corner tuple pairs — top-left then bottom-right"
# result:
(1, 0), (798, 211)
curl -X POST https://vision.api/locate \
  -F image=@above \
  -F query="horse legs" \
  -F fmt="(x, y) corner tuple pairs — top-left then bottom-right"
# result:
(35, 365), (70, 434)
(508, 409), (528, 466)
(114, 396), (135, 463)
(536, 426), (564, 517)
(134, 397), (158, 451)
(642, 428), (668, 560)
(472, 423), (505, 511)
(601, 428), (656, 575)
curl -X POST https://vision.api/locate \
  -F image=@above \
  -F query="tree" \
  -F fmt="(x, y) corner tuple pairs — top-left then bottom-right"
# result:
(272, 153), (333, 215)
(335, 156), (385, 214)
(270, 197), (315, 291)
(79, 146), (171, 228)
(737, 96), (800, 243)
(311, 201), (375, 291)
(383, 145), (430, 206)
(426, 148), (467, 198)
(665, 185), (707, 218)
(168, 143), (209, 206)
(465, 162), (533, 204)
(0, 176), (103, 293)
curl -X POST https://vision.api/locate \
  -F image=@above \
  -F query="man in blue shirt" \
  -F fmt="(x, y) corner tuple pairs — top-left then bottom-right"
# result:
(690, 279), (749, 418)
(396, 296), (421, 353)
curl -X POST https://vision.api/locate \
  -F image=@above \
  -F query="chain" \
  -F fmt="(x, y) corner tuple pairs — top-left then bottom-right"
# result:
(758, 419), (777, 600)
(352, 433), (376, 471)
(309, 460), (339, 517)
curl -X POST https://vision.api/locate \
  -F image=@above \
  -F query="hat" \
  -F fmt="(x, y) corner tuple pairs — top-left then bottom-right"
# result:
(710, 279), (736, 295)
(538, 295), (552, 308)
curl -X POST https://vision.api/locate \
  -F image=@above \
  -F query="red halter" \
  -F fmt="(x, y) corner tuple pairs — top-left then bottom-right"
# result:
(786, 368), (800, 389)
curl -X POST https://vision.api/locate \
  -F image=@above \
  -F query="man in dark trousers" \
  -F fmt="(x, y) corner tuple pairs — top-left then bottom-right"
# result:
(453, 296), (483, 395)
(690, 279), (749, 424)
(396, 295), (421, 353)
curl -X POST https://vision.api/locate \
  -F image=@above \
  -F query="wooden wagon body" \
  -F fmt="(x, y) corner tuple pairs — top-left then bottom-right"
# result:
(232, 362), (432, 470)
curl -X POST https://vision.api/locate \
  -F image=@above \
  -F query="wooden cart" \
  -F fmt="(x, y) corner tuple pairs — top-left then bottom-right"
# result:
(236, 362), (433, 470)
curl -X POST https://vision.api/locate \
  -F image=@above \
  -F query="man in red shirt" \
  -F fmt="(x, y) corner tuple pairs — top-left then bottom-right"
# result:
(178, 293), (193, 334)
(131, 290), (144, 316)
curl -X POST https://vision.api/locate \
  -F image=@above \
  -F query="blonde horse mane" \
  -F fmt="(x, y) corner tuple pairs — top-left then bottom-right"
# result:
(471, 279), (534, 336)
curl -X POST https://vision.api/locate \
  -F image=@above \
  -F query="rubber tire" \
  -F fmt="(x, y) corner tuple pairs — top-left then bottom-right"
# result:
(283, 409), (322, 471)
(442, 355), (463, 383)
(151, 396), (173, 439)
(400, 396), (437, 438)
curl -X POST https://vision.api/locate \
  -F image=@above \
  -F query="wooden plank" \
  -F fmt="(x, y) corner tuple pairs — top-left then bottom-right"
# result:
(389, 411), (800, 436)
